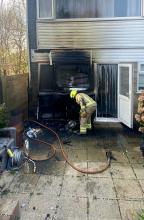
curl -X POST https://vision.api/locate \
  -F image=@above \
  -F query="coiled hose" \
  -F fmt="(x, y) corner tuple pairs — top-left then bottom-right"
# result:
(7, 147), (36, 172)
(25, 120), (111, 174)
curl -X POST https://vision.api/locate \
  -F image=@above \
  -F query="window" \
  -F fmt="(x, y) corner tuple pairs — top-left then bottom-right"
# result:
(37, 0), (53, 18)
(115, 0), (141, 17)
(119, 67), (129, 97)
(138, 63), (144, 91)
(37, 0), (141, 19)
(56, 0), (141, 19)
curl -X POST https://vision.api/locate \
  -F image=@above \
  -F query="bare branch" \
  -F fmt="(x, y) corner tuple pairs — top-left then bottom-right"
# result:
(0, 0), (27, 74)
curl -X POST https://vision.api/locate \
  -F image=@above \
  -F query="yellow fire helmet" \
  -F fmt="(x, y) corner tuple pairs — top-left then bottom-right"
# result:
(70, 90), (77, 99)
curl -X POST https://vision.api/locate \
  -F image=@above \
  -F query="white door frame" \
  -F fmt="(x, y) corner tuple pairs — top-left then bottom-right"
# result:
(118, 64), (133, 128)
(96, 63), (133, 126)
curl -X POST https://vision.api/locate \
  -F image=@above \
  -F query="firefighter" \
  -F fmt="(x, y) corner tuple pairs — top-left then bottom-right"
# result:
(70, 90), (96, 134)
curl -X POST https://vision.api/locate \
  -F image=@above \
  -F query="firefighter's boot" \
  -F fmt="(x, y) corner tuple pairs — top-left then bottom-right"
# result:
(80, 126), (87, 134)
(87, 123), (92, 130)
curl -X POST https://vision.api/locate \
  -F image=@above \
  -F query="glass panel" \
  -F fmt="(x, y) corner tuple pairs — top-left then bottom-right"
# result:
(39, 0), (52, 18)
(96, 0), (114, 18)
(120, 67), (129, 97)
(138, 74), (144, 90)
(140, 64), (144, 72)
(127, 0), (141, 16)
(56, 0), (114, 18)
(115, 0), (127, 17)
(56, 0), (141, 19)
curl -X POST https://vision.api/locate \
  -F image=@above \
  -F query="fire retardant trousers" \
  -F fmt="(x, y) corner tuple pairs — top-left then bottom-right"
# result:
(80, 104), (96, 134)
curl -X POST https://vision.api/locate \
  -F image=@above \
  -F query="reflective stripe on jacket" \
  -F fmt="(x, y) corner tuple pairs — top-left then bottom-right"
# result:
(75, 93), (96, 110)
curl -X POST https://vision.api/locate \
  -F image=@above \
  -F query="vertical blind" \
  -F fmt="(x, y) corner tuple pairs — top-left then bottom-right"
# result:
(38, 0), (141, 18)
(56, 0), (141, 18)
(97, 64), (118, 118)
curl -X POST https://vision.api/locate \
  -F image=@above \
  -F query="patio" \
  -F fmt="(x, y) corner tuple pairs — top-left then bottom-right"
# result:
(0, 122), (144, 220)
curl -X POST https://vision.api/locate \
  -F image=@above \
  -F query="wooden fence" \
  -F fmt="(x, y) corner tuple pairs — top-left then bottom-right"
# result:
(0, 74), (28, 145)
(0, 74), (28, 116)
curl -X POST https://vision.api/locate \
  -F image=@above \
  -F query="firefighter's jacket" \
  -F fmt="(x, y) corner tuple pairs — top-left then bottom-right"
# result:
(75, 93), (96, 111)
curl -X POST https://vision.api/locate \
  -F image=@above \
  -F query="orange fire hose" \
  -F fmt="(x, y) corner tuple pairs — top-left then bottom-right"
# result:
(25, 120), (111, 174)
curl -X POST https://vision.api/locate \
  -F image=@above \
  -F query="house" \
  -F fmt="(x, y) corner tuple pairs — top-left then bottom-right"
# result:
(27, 0), (144, 128)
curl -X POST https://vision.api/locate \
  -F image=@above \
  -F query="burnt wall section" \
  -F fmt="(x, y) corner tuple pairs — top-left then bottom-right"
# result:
(37, 20), (144, 49)
(37, 50), (95, 120)
(27, 0), (38, 116)
(28, 63), (39, 117)
(51, 50), (91, 63)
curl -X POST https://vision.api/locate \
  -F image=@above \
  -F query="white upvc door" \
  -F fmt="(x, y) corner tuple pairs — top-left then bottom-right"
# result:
(118, 64), (133, 128)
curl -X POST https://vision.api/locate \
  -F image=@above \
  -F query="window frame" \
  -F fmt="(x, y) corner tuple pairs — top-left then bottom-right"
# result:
(137, 63), (144, 92)
(37, 0), (144, 21)
(37, 0), (54, 19)
(142, 0), (144, 16)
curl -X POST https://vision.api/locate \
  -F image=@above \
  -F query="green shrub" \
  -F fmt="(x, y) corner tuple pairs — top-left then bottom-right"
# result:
(137, 209), (144, 220)
(0, 103), (9, 128)
(135, 91), (144, 133)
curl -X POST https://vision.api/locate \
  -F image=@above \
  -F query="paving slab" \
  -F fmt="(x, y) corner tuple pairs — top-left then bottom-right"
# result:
(73, 138), (90, 149)
(88, 162), (111, 178)
(87, 177), (116, 199)
(122, 143), (140, 152)
(61, 175), (87, 198)
(34, 175), (63, 196)
(20, 212), (53, 220)
(84, 140), (103, 151)
(51, 149), (67, 162)
(88, 149), (107, 162)
(64, 162), (87, 177)
(127, 151), (144, 164)
(124, 136), (140, 144)
(54, 196), (87, 220)
(0, 193), (30, 212)
(64, 136), (87, 150)
(139, 180), (144, 193)
(103, 136), (121, 148)
(0, 199), (20, 220)
(25, 194), (58, 217)
(110, 151), (129, 163)
(68, 149), (87, 162)
(0, 172), (15, 197)
(103, 144), (123, 152)
(110, 163), (136, 179)
(88, 198), (121, 220)
(119, 200), (144, 220)
(35, 161), (66, 176)
(132, 164), (144, 179)
(114, 179), (143, 200)
(0, 193), (31, 219)
(9, 174), (40, 193)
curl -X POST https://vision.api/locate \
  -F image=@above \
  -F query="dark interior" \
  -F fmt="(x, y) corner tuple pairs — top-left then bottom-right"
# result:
(38, 63), (94, 120)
